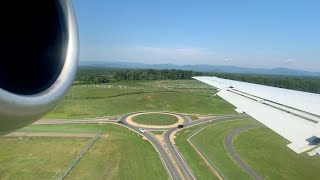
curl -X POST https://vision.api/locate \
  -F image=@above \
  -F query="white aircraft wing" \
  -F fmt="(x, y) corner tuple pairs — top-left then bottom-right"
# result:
(193, 76), (320, 154)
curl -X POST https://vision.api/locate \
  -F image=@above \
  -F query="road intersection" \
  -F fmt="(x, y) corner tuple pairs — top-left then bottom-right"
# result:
(29, 111), (257, 180)
(120, 111), (250, 180)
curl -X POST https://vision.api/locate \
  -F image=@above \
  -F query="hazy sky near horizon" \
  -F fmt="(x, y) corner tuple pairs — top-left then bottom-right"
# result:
(74, 0), (320, 71)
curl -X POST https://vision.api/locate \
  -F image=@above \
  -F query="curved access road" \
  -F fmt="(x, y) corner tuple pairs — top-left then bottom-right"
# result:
(224, 126), (264, 180)
(162, 114), (195, 180)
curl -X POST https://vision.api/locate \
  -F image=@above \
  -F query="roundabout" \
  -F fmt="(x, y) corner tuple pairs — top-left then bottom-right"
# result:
(124, 112), (185, 129)
(117, 112), (249, 180)
(119, 111), (194, 180)
(132, 113), (179, 126)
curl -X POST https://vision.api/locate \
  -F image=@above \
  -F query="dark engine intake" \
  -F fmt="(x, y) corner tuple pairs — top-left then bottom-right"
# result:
(0, 0), (79, 135)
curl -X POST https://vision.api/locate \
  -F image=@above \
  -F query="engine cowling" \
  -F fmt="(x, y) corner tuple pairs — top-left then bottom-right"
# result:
(0, 0), (79, 135)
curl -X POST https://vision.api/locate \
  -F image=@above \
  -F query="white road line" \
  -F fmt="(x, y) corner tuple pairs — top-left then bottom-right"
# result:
(147, 132), (174, 180)
(169, 131), (196, 180)
(187, 120), (241, 180)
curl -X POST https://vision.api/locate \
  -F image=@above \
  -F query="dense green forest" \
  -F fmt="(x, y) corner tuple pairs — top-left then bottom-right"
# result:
(75, 68), (201, 82)
(75, 67), (320, 94)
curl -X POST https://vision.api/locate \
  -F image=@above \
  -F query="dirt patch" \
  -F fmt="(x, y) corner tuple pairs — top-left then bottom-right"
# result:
(198, 116), (215, 119)
(145, 95), (153, 99)
(100, 134), (110, 138)
(154, 135), (163, 142)
(142, 136), (148, 140)
(169, 131), (178, 145)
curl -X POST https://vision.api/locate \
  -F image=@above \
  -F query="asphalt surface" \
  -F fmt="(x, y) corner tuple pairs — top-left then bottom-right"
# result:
(162, 115), (195, 180)
(224, 126), (264, 180)
(120, 113), (183, 180)
(187, 114), (249, 127)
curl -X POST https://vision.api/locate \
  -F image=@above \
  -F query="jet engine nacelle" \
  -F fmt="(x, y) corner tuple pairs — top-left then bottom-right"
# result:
(0, 0), (79, 135)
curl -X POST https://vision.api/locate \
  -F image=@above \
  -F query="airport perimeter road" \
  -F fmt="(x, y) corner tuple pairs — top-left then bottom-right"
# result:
(225, 126), (263, 180)
(164, 127), (196, 180)
(145, 131), (181, 180)
(188, 114), (249, 127)
(120, 113), (182, 180)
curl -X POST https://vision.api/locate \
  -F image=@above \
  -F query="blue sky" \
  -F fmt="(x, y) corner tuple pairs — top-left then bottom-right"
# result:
(73, 0), (320, 71)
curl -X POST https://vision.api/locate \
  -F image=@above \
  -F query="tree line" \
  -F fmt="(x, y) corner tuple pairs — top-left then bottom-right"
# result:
(75, 67), (203, 83)
(75, 67), (320, 94)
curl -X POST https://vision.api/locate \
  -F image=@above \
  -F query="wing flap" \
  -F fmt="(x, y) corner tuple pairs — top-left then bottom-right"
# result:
(218, 89), (317, 153)
(193, 76), (320, 154)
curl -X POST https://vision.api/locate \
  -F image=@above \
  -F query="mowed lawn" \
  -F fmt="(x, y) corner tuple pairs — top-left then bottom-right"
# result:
(18, 123), (168, 180)
(132, 113), (178, 125)
(234, 128), (320, 180)
(189, 119), (260, 179)
(45, 80), (235, 119)
(175, 119), (229, 180)
(0, 137), (90, 180)
(175, 118), (256, 179)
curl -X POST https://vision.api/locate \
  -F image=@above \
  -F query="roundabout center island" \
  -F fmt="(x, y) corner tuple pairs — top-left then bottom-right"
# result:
(126, 112), (184, 129)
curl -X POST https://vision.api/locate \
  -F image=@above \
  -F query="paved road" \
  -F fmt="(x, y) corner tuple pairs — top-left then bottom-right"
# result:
(224, 126), (264, 180)
(120, 113), (183, 180)
(121, 112), (250, 180)
(162, 114), (195, 180)
(188, 114), (249, 127)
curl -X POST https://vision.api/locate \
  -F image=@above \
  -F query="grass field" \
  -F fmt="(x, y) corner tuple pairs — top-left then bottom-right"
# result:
(132, 113), (178, 125)
(11, 123), (168, 180)
(234, 128), (320, 180)
(4, 77), (318, 180)
(177, 118), (320, 180)
(45, 80), (235, 119)
(0, 137), (90, 180)
(190, 119), (260, 179)
(175, 120), (225, 180)
(175, 118), (259, 180)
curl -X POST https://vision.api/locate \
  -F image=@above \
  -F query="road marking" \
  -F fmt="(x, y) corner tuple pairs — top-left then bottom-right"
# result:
(147, 132), (174, 180)
(169, 131), (196, 180)
(162, 143), (186, 180)
(186, 120), (242, 180)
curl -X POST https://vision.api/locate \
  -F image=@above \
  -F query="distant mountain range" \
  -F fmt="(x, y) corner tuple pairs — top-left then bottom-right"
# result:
(79, 61), (320, 77)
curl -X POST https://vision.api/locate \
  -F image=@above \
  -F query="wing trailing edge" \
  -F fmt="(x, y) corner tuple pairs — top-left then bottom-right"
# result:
(193, 76), (320, 154)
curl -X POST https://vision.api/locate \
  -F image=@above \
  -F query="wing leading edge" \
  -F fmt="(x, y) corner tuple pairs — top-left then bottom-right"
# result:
(193, 76), (320, 155)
